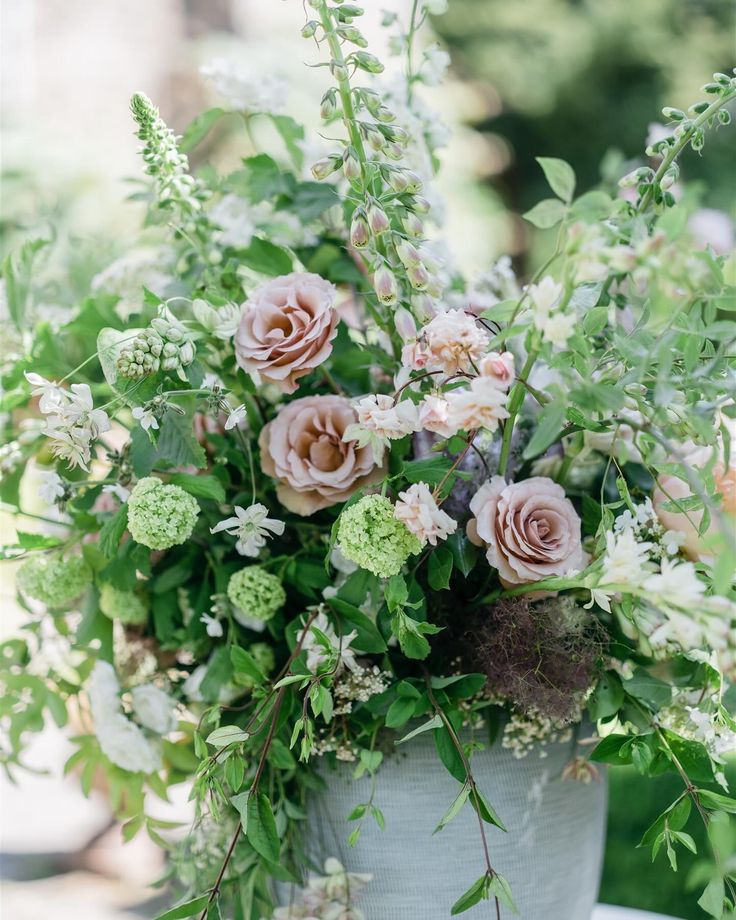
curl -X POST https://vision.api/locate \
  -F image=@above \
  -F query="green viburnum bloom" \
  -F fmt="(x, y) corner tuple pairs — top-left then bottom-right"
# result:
(337, 494), (421, 579)
(227, 567), (286, 627)
(16, 554), (92, 607)
(127, 477), (199, 550)
(99, 583), (148, 625)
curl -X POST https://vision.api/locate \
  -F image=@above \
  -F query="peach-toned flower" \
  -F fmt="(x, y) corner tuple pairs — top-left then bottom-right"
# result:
(343, 395), (419, 462)
(418, 394), (456, 439)
(468, 475), (588, 585)
(395, 482), (457, 547)
(478, 351), (515, 390)
(406, 309), (489, 376)
(259, 395), (384, 516)
(234, 272), (338, 393)
(445, 377), (509, 433)
(653, 436), (736, 562)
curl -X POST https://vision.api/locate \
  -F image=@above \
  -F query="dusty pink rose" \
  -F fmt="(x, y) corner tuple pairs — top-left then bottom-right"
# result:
(653, 436), (736, 562)
(468, 475), (588, 585)
(234, 272), (338, 393)
(259, 395), (385, 516)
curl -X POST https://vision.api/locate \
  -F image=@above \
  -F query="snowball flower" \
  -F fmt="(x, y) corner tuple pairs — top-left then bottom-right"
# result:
(337, 494), (422, 579)
(407, 310), (489, 376)
(130, 684), (177, 734)
(127, 477), (200, 550)
(394, 482), (457, 547)
(16, 553), (92, 607)
(99, 584), (148, 625)
(227, 566), (286, 629)
(210, 503), (285, 557)
(38, 471), (65, 504)
(343, 395), (420, 462)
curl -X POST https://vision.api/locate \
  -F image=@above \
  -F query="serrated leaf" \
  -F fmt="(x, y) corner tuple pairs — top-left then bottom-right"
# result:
(523, 198), (567, 229)
(167, 472), (225, 502)
(15, 531), (63, 551)
(536, 156), (576, 203)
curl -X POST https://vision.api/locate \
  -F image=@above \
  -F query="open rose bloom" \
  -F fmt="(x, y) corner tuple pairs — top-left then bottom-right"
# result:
(5, 8), (736, 919)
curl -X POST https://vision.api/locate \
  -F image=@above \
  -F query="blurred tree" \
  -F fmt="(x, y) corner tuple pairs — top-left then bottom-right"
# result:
(435, 0), (735, 212)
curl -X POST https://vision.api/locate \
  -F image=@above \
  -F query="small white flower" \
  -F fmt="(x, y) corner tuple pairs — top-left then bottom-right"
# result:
(210, 503), (285, 557)
(102, 483), (131, 503)
(600, 529), (653, 588)
(132, 406), (159, 431)
(200, 59), (287, 114)
(300, 611), (358, 675)
(201, 612), (224, 638)
(420, 44), (451, 86)
(528, 276), (563, 321)
(224, 404), (247, 430)
(343, 395), (420, 463)
(130, 683), (177, 734)
(38, 471), (65, 504)
(539, 312), (576, 349)
(394, 481), (457, 547)
(644, 558), (705, 607)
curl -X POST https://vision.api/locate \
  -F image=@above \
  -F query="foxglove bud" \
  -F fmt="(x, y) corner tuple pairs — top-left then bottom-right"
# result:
(411, 196), (431, 214)
(373, 264), (398, 305)
(661, 107), (685, 121)
(311, 156), (341, 181)
(320, 89), (337, 120)
(376, 105), (395, 123)
(363, 123), (386, 151)
(367, 202), (390, 234)
(337, 25), (368, 47)
(387, 170), (410, 193)
(383, 143), (403, 160)
(396, 238), (421, 267)
(394, 307), (417, 342)
(404, 171), (423, 193)
(351, 52), (384, 74)
(301, 20), (319, 38)
(407, 264), (430, 290)
(402, 213), (425, 237)
(338, 4), (365, 17)
(660, 170), (677, 191)
(359, 88), (381, 114)
(343, 147), (362, 180)
(350, 209), (370, 248)
(384, 125), (409, 146)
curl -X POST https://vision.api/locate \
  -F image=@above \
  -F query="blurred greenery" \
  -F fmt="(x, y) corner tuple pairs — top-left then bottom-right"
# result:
(435, 0), (735, 214)
(602, 764), (736, 918)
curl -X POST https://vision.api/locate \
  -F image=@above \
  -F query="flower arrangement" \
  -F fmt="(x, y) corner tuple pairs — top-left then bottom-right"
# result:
(2, 2), (735, 918)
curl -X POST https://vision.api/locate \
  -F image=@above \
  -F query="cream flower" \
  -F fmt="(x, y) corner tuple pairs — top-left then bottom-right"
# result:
(259, 395), (384, 516)
(394, 482), (457, 546)
(407, 309), (489, 376)
(234, 272), (338, 394)
(299, 611), (358, 674)
(210, 503), (285, 556)
(418, 394), (457, 438)
(343, 395), (420, 462)
(445, 376), (510, 433)
(468, 476), (588, 585)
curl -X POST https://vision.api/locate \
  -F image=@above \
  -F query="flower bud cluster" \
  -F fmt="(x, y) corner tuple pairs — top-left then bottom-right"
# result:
(117, 306), (196, 382)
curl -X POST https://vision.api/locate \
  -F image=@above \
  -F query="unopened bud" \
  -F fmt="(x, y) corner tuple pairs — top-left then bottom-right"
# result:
(351, 51), (384, 74)
(350, 209), (370, 248)
(411, 196), (431, 214)
(367, 202), (390, 234)
(396, 238), (421, 267)
(407, 263), (430, 290)
(311, 156), (341, 181)
(375, 105), (395, 123)
(343, 147), (362, 180)
(387, 170), (410, 193)
(373, 264), (398, 305)
(383, 142), (403, 160)
(363, 123), (386, 151)
(337, 25), (368, 47)
(301, 20), (319, 38)
(403, 171), (423, 194)
(661, 107), (685, 121)
(402, 213), (425, 237)
(394, 307), (417, 342)
(320, 89), (338, 120)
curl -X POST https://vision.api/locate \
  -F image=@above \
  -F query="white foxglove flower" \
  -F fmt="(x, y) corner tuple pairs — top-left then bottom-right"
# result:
(394, 482), (457, 547)
(130, 684), (177, 734)
(224, 404), (247, 430)
(201, 612), (224, 638)
(132, 406), (159, 431)
(210, 503), (285, 557)
(38, 471), (65, 504)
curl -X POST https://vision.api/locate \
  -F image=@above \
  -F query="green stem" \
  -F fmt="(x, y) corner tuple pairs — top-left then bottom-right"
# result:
(637, 91), (735, 213)
(498, 345), (539, 477)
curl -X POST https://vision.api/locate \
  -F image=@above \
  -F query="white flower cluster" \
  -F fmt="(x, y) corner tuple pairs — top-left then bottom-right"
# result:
(272, 858), (371, 920)
(300, 610), (358, 675)
(208, 196), (318, 251)
(25, 373), (110, 470)
(658, 690), (736, 770)
(501, 708), (576, 760)
(86, 661), (176, 773)
(200, 59), (287, 114)
(333, 665), (390, 716)
(528, 277), (576, 349)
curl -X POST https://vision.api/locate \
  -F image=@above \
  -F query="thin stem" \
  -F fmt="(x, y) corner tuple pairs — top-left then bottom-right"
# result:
(498, 345), (539, 477)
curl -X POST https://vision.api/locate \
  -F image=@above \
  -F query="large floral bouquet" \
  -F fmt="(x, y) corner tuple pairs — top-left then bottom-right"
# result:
(2, 2), (736, 918)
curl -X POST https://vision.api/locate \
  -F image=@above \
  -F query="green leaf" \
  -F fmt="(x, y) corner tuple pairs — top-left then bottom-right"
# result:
(385, 696), (417, 729)
(697, 876), (725, 917)
(588, 672), (624, 721)
(522, 400), (567, 460)
(488, 873), (518, 913)
(206, 725), (250, 748)
(395, 714), (443, 745)
(698, 789), (736, 814)
(15, 531), (63, 551)
(167, 473), (225, 503)
(434, 723), (466, 783)
(98, 506), (129, 558)
(583, 307), (609, 336)
(180, 107), (227, 152)
(270, 114), (306, 166)
(326, 597), (387, 653)
(231, 154), (288, 202)
(434, 783), (470, 833)
(570, 190), (613, 221)
(244, 792), (281, 863)
(154, 895), (212, 920)
(471, 787), (507, 832)
(230, 646), (266, 686)
(623, 669), (672, 709)
(154, 412), (207, 470)
(239, 237), (293, 276)
(292, 182), (339, 220)
(523, 198), (567, 229)
(447, 531), (478, 576)
(589, 733), (631, 765)
(402, 456), (455, 485)
(536, 156), (576, 203)
(428, 544), (453, 590)
(451, 875), (488, 914)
